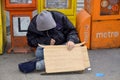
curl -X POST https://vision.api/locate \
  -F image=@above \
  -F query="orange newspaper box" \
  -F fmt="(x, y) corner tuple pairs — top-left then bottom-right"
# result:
(76, 9), (91, 49)
(77, 0), (120, 49)
(8, 11), (36, 53)
(5, 0), (37, 53)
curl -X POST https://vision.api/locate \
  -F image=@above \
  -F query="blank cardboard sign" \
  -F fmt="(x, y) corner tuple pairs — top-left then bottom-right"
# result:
(42, 44), (90, 73)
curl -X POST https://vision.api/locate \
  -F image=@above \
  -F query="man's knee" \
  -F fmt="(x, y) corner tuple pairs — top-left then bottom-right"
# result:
(35, 47), (44, 60)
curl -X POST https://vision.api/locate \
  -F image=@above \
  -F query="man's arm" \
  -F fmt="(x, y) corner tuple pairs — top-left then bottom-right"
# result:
(63, 16), (80, 50)
(63, 16), (80, 43)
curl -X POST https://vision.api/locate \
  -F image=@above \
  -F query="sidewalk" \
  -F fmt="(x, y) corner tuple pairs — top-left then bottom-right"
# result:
(0, 47), (120, 80)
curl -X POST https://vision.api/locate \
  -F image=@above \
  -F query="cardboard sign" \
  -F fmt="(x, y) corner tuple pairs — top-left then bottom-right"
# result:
(41, 43), (90, 73)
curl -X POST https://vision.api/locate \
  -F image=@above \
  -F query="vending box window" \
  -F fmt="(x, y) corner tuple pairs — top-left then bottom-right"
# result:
(10, 0), (32, 4)
(84, 0), (120, 20)
(45, 0), (69, 9)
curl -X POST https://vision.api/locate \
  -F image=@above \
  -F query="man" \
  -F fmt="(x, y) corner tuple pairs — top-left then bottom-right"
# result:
(19, 10), (80, 73)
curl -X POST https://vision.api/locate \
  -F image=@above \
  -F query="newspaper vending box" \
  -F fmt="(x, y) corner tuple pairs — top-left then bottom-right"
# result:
(77, 0), (120, 49)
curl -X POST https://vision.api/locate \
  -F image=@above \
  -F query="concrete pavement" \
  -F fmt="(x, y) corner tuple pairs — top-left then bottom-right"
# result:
(0, 48), (120, 80)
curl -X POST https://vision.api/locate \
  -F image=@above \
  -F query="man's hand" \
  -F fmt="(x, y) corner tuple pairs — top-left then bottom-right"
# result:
(66, 41), (75, 50)
(50, 38), (56, 45)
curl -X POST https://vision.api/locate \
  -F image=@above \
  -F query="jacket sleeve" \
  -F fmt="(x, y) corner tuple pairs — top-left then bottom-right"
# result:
(63, 16), (80, 43)
(26, 16), (51, 47)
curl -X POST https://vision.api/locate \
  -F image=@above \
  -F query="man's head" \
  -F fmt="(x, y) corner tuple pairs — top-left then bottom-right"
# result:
(36, 10), (56, 31)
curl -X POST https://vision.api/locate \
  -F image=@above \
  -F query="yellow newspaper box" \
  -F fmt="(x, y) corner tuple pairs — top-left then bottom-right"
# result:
(0, 1), (7, 54)
(37, 0), (77, 26)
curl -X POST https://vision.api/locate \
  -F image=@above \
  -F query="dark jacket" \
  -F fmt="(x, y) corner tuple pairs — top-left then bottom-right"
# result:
(27, 11), (80, 47)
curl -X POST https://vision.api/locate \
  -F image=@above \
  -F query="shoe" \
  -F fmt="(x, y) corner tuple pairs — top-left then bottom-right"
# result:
(36, 60), (45, 71)
(18, 59), (37, 73)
